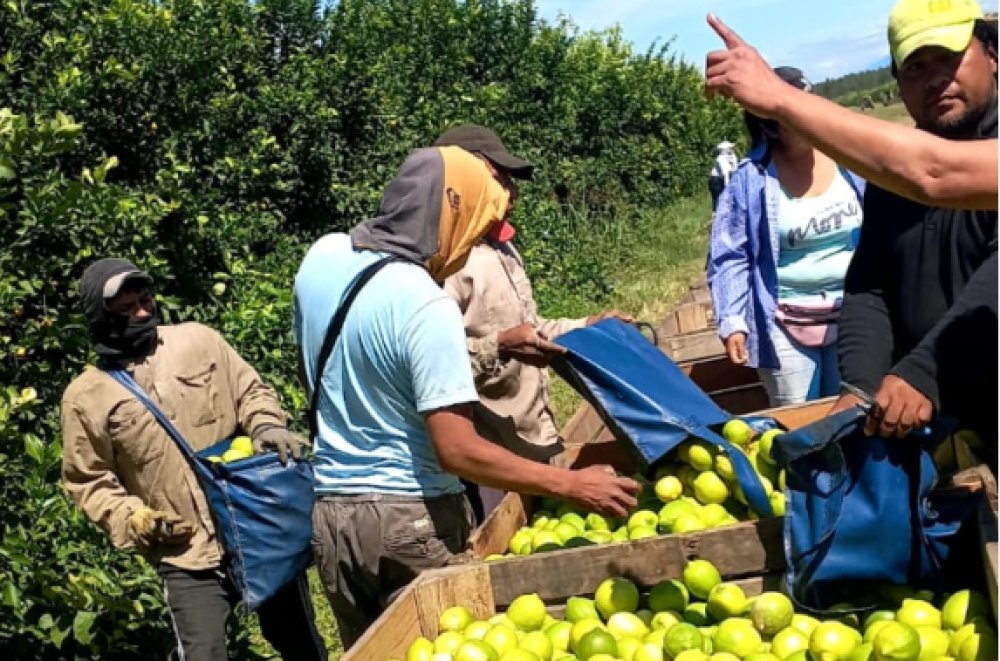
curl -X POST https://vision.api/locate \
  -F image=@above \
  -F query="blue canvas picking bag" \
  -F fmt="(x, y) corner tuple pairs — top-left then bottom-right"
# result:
(105, 367), (315, 610)
(771, 407), (980, 614)
(551, 318), (779, 517)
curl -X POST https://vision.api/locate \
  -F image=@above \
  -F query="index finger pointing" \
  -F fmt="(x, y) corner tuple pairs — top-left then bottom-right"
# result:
(707, 13), (746, 50)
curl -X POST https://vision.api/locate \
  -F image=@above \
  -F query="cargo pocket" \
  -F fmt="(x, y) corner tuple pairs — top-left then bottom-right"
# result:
(176, 363), (221, 427)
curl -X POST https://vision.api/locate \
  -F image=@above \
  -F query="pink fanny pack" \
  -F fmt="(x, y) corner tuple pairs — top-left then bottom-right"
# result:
(775, 301), (840, 348)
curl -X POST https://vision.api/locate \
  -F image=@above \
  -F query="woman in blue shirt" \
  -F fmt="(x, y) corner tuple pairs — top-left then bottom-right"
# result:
(707, 67), (866, 406)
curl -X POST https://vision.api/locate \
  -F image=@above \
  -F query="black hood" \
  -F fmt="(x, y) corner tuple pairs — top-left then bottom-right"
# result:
(80, 258), (159, 362)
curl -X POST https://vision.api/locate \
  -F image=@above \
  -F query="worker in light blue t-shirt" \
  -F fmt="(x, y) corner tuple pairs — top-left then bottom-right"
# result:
(292, 146), (640, 649)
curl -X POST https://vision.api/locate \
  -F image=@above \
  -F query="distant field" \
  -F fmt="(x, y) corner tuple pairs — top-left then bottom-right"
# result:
(856, 102), (913, 125)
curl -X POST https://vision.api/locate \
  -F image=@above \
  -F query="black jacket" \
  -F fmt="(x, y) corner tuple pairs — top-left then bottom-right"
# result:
(839, 102), (997, 447)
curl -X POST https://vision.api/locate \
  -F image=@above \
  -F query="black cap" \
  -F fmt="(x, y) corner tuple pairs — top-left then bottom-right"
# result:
(433, 124), (534, 180)
(773, 66), (814, 92)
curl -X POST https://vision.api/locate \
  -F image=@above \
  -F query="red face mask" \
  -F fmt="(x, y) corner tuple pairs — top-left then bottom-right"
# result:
(488, 220), (516, 243)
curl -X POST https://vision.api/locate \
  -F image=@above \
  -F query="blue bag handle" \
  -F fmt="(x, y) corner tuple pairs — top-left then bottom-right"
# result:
(104, 368), (206, 473)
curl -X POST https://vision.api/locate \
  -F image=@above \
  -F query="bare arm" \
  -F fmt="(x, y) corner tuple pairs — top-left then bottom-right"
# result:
(770, 90), (997, 210)
(704, 14), (998, 210)
(425, 404), (639, 518)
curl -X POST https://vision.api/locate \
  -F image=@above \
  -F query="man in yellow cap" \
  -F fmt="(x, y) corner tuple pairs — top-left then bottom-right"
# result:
(829, 0), (996, 470)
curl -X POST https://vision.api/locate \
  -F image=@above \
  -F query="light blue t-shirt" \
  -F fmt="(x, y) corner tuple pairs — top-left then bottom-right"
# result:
(292, 233), (478, 497)
(776, 167), (863, 303)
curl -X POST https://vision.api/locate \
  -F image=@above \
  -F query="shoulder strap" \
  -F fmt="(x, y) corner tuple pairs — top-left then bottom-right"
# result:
(103, 367), (199, 463)
(307, 255), (404, 442)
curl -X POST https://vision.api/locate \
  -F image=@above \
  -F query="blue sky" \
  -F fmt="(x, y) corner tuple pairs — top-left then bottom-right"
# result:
(536, 0), (999, 81)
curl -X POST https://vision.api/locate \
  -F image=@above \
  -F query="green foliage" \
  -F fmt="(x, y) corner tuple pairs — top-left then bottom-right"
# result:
(0, 0), (741, 657)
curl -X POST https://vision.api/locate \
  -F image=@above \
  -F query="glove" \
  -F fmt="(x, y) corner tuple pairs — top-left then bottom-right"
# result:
(128, 507), (198, 551)
(252, 426), (310, 465)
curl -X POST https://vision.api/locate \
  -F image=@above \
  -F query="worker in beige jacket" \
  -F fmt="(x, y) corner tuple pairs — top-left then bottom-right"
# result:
(60, 258), (326, 661)
(435, 125), (633, 522)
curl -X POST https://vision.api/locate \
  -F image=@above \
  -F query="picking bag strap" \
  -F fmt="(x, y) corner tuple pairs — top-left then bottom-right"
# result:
(104, 367), (198, 463)
(307, 255), (405, 442)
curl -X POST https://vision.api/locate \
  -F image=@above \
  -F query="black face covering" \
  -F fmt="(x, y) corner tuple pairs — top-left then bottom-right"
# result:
(80, 258), (159, 362)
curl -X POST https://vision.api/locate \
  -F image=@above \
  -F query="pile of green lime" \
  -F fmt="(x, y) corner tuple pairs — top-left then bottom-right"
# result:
(392, 559), (996, 661)
(487, 420), (789, 561)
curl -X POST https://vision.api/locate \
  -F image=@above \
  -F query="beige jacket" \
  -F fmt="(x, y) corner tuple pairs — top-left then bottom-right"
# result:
(61, 323), (288, 570)
(444, 240), (588, 449)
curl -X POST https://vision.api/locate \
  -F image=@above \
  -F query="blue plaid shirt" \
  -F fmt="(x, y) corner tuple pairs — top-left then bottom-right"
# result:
(707, 142), (866, 369)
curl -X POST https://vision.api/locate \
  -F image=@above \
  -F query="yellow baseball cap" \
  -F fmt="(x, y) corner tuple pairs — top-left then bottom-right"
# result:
(888, 0), (985, 67)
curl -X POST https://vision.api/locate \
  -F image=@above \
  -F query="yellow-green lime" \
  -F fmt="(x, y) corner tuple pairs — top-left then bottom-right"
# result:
(560, 513), (587, 532)
(673, 513), (708, 534)
(688, 444), (718, 472)
(575, 628), (618, 661)
(635, 609), (654, 627)
(553, 523), (582, 544)
(771, 627), (811, 659)
(431, 653), (452, 661)
(455, 640), (500, 661)
(750, 592), (795, 636)
(683, 559), (723, 599)
(630, 526), (658, 541)
(957, 631), (999, 661)
(864, 621), (895, 645)
(485, 625), (519, 657)
(698, 503), (730, 527)
(714, 454), (736, 481)
(693, 471), (730, 505)
(508, 593), (547, 632)
(872, 622), (921, 661)
(674, 651), (710, 661)
(713, 619), (763, 658)
(942, 591), (992, 632)
(585, 513), (612, 532)
(656, 476), (684, 503)
(616, 636), (644, 661)
(916, 627), (951, 661)
(722, 419), (755, 446)
(584, 531), (615, 544)
(791, 614), (821, 636)
(645, 628), (668, 647)
(519, 631), (554, 661)
(709, 654), (741, 661)
(634, 642), (665, 661)
(532, 531), (563, 553)
(768, 492), (786, 516)
(810, 621), (860, 661)
(864, 611), (896, 632)
(627, 510), (659, 533)
(850, 643), (875, 661)
(744, 654), (781, 661)
(651, 610), (683, 631)
(499, 650), (541, 661)
(607, 612), (650, 640)
(569, 620), (605, 651)
(594, 577), (640, 619)
(408, 637), (436, 661)
(435, 632), (467, 655)
(465, 621), (492, 640)
(706, 583), (746, 621)
(545, 621), (573, 652)
(440, 606), (476, 632)
(510, 530), (534, 556)
(649, 579), (689, 613)
(757, 429), (781, 464)
(665, 623), (706, 659)
(897, 599), (942, 630)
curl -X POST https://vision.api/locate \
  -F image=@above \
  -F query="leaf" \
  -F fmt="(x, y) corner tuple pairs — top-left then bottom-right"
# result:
(39, 613), (54, 629)
(0, 161), (15, 181)
(24, 434), (44, 464)
(51, 623), (70, 648)
(2, 581), (20, 608)
(73, 611), (97, 645)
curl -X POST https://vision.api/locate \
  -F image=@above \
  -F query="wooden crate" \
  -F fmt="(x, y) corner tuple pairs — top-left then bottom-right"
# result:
(344, 468), (996, 661)
(472, 398), (835, 559)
